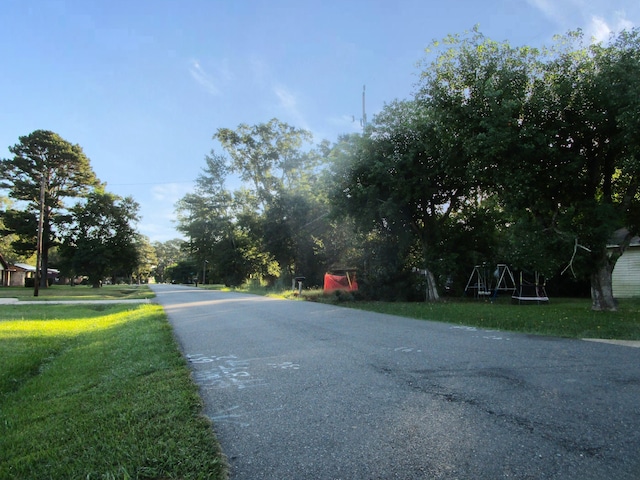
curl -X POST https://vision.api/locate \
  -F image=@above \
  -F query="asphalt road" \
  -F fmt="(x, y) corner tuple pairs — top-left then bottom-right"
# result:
(150, 284), (640, 480)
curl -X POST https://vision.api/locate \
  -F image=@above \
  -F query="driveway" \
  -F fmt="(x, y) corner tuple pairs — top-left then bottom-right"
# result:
(151, 284), (640, 480)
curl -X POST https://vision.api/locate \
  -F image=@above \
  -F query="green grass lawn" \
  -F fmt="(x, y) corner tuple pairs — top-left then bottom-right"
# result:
(0, 284), (154, 301)
(257, 287), (640, 340)
(0, 303), (227, 479)
(334, 296), (640, 340)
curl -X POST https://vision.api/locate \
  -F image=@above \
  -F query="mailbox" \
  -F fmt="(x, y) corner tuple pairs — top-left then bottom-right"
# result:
(294, 276), (305, 294)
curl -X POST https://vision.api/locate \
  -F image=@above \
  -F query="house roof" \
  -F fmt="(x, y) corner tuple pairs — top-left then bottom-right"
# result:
(13, 263), (36, 272)
(13, 263), (60, 274)
(607, 228), (640, 248)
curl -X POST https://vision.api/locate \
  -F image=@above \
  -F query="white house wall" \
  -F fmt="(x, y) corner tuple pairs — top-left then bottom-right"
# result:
(612, 248), (640, 298)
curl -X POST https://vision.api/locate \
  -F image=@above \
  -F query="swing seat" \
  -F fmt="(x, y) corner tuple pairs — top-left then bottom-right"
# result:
(512, 295), (549, 303)
(512, 285), (549, 304)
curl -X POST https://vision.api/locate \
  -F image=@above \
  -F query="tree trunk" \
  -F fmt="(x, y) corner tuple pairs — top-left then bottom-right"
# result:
(40, 246), (49, 289)
(590, 257), (617, 311)
(425, 268), (440, 302)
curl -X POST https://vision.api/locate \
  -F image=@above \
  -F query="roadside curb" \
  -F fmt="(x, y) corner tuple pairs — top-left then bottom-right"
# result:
(583, 338), (640, 348)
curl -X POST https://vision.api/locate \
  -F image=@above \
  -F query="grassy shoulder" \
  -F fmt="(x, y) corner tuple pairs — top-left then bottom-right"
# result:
(214, 283), (640, 340)
(336, 297), (640, 340)
(0, 303), (227, 479)
(0, 284), (154, 301)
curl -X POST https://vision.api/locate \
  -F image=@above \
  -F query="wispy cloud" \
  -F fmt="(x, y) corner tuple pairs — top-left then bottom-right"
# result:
(588, 12), (635, 42)
(527, 0), (637, 42)
(273, 84), (310, 131)
(151, 182), (194, 203)
(246, 56), (313, 133)
(189, 59), (221, 96)
(274, 85), (297, 113)
(590, 16), (613, 42)
(527, 0), (566, 24)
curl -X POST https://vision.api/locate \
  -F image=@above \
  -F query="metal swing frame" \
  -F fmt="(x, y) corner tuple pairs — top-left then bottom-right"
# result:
(464, 263), (516, 299)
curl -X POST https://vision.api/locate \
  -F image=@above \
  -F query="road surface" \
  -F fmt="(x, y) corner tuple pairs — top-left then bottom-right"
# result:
(150, 284), (640, 479)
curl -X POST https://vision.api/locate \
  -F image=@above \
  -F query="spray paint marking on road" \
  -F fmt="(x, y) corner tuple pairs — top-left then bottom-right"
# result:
(450, 325), (511, 341)
(482, 335), (509, 341)
(187, 354), (267, 390)
(394, 346), (423, 353)
(187, 354), (238, 364)
(209, 405), (251, 427)
(267, 361), (300, 369)
(451, 326), (478, 332)
(209, 405), (285, 428)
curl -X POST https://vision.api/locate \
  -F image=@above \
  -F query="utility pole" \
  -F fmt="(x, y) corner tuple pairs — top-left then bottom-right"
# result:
(34, 172), (46, 297)
(202, 259), (209, 286)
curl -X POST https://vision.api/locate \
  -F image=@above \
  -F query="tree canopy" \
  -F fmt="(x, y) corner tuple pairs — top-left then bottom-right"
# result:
(215, 118), (315, 207)
(0, 130), (151, 288)
(176, 120), (334, 287)
(414, 28), (640, 309)
(58, 190), (141, 287)
(0, 130), (100, 287)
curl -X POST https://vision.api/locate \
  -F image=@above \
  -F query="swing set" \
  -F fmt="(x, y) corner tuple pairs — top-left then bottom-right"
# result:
(464, 264), (549, 304)
(511, 271), (549, 304)
(464, 264), (516, 299)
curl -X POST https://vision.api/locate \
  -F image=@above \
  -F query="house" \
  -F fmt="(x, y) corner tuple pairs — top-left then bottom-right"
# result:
(10, 263), (33, 287)
(610, 231), (640, 299)
(9, 263), (60, 287)
(0, 253), (14, 286)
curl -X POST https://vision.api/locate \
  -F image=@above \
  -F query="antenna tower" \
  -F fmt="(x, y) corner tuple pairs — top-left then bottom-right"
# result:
(361, 85), (367, 132)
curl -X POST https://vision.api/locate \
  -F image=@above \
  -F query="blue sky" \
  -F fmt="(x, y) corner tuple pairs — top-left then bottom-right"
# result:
(1, 0), (639, 242)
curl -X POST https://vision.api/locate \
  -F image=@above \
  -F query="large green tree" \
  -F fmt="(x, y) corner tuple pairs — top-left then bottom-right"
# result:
(215, 118), (315, 207)
(58, 190), (140, 287)
(152, 238), (189, 283)
(132, 235), (157, 284)
(417, 28), (640, 310)
(0, 130), (99, 287)
(0, 195), (34, 264)
(177, 120), (333, 287)
(175, 152), (260, 286)
(330, 99), (489, 300)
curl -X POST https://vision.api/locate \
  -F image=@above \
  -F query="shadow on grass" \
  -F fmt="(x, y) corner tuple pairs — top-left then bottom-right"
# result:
(0, 304), (227, 479)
